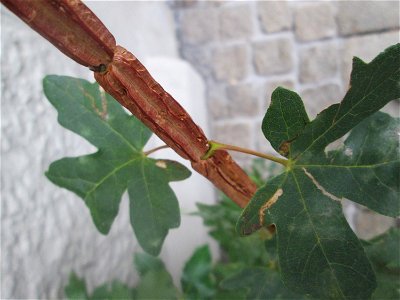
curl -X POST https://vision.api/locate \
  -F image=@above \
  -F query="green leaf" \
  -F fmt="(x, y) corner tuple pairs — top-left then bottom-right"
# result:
(65, 273), (133, 300)
(238, 44), (400, 299)
(363, 228), (400, 300)
(220, 267), (305, 300)
(262, 87), (309, 157)
(134, 253), (178, 299)
(128, 160), (187, 254)
(364, 227), (400, 269)
(65, 273), (88, 300)
(291, 43), (400, 158)
(134, 252), (165, 275)
(240, 171), (377, 299)
(90, 282), (134, 300)
(196, 196), (270, 266)
(181, 245), (215, 299)
(313, 112), (399, 216)
(43, 75), (191, 255)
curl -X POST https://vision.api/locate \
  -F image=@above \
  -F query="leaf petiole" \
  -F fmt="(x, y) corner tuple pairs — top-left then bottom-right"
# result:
(144, 145), (170, 156)
(201, 140), (288, 167)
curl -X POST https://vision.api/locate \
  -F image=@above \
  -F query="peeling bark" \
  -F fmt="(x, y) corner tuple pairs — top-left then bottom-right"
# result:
(1, 0), (116, 68)
(95, 46), (257, 207)
(1, 0), (257, 207)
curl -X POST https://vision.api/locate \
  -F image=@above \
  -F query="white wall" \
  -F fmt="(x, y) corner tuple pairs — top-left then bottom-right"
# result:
(1, 2), (216, 298)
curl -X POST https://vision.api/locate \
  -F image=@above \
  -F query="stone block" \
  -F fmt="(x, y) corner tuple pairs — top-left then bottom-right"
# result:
(294, 2), (336, 42)
(299, 42), (339, 84)
(340, 31), (399, 85)
(213, 122), (253, 163)
(181, 47), (213, 79)
(258, 1), (291, 33)
(180, 7), (218, 45)
(212, 45), (249, 83)
(213, 122), (252, 147)
(300, 84), (344, 118)
(207, 85), (230, 120)
(338, 1), (399, 36)
(226, 83), (260, 117)
(220, 5), (253, 40)
(253, 38), (294, 76)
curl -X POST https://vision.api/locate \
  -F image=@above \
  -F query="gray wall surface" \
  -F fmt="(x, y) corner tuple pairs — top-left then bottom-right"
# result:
(1, 1), (399, 299)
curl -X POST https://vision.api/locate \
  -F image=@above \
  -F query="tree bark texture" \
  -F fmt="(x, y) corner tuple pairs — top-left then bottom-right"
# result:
(1, 0), (257, 208)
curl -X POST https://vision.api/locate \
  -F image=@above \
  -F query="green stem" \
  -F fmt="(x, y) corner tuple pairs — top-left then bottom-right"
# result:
(201, 140), (288, 167)
(144, 145), (169, 156)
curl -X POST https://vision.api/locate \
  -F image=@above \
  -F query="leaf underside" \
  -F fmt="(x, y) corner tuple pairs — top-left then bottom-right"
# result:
(238, 44), (400, 299)
(43, 75), (191, 256)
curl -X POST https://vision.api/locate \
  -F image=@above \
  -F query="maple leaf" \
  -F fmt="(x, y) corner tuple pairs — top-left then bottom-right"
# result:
(237, 44), (400, 299)
(43, 76), (191, 256)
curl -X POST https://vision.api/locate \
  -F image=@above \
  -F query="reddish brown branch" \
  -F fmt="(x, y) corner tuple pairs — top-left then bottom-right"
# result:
(1, 0), (116, 68)
(1, 0), (257, 207)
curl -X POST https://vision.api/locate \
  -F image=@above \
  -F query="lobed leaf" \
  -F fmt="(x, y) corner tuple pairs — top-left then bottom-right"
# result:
(262, 87), (309, 157)
(43, 75), (191, 256)
(291, 43), (400, 159)
(238, 44), (400, 299)
(306, 112), (400, 217)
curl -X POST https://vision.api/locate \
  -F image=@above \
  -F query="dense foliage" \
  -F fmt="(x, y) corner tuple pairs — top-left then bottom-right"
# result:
(65, 180), (400, 299)
(46, 44), (399, 299)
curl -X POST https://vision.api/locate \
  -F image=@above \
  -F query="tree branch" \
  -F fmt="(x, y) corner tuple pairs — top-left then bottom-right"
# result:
(1, 0), (257, 208)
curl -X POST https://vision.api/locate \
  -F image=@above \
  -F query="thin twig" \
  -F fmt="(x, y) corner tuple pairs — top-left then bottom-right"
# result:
(144, 145), (170, 156)
(202, 140), (288, 167)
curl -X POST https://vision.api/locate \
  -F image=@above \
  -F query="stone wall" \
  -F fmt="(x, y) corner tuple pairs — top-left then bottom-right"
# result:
(173, 0), (399, 238)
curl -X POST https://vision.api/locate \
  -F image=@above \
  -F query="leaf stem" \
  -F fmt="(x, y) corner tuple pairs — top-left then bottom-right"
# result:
(144, 145), (169, 156)
(201, 140), (288, 167)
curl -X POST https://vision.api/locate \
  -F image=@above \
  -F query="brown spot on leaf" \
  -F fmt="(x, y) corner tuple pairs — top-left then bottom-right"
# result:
(302, 168), (342, 202)
(259, 188), (283, 226)
(156, 160), (167, 169)
(279, 141), (290, 157)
